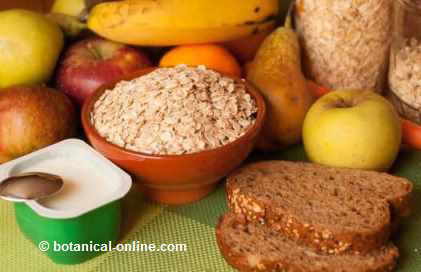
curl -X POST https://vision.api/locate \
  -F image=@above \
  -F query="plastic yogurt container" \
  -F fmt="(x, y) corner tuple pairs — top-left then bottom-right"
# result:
(0, 139), (132, 264)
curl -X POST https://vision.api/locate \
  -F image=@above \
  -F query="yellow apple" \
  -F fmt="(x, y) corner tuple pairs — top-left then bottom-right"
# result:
(303, 89), (402, 171)
(51, 0), (85, 17)
(0, 9), (64, 88)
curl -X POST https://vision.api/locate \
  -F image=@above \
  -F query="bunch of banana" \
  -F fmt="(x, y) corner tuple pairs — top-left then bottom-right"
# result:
(87, 0), (279, 46)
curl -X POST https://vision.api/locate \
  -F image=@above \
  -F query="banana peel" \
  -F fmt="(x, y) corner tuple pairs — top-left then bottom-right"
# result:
(49, 0), (282, 45)
(47, 0), (114, 38)
(47, 13), (87, 38)
(87, 0), (279, 46)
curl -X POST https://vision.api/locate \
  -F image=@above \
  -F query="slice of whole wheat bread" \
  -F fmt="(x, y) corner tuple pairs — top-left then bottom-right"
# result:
(226, 161), (412, 255)
(216, 213), (399, 272)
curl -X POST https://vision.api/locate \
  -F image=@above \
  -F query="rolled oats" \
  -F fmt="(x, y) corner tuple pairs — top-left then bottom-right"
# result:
(389, 38), (421, 121)
(295, 0), (392, 91)
(91, 65), (257, 155)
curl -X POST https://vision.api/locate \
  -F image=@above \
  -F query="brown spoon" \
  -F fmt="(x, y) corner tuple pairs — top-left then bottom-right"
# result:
(0, 172), (64, 202)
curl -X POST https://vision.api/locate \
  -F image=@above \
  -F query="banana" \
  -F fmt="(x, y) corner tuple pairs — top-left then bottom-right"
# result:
(87, 0), (279, 46)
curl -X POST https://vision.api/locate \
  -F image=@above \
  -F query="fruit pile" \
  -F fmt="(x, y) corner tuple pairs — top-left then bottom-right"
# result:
(0, 0), (420, 170)
(0, 0), (281, 164)
(0, 0), (420, 174)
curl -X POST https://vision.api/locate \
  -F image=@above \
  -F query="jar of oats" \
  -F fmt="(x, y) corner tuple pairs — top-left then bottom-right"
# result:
(388, 0), (421, 123)
(294, 0), (393, 92)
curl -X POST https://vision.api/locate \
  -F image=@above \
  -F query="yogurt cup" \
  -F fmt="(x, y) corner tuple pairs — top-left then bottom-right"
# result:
(0, 139), (132, 264)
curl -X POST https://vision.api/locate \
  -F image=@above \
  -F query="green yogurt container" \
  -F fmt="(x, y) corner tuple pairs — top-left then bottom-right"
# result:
(0, 139), (132, 265)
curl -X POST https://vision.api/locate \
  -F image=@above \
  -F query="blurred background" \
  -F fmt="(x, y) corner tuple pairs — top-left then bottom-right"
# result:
(0, 0), (54, 12)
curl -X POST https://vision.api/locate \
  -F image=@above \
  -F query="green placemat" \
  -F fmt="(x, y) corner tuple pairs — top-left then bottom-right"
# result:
(1, 145), (421, 271)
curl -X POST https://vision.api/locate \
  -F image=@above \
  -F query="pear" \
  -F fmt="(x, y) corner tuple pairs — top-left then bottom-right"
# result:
(247, 20), (313, 151)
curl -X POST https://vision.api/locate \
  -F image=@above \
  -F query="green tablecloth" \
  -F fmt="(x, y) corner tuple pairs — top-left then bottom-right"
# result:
(1, 145), (421, 272)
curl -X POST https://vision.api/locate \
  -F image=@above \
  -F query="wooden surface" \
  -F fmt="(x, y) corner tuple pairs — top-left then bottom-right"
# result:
(0, 0), (54, 12)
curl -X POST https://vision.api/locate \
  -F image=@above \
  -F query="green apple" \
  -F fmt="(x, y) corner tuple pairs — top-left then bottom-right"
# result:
(303, 89), (402, 171)
(51, 0), (85, 17)
(0, 9), (64, 88)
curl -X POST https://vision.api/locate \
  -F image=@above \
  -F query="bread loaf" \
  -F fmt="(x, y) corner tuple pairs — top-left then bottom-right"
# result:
(226, 161), (412, 254)
(216, 213), (399, 272)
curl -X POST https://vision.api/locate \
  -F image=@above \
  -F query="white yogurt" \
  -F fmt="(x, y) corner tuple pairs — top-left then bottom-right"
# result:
(18, 157), (117, 211)
(0, 139), (132, 218)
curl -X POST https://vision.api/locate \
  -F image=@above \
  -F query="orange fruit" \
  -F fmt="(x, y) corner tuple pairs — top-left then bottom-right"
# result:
(224, 25), (275, 63)
(159, 44), (242, 77)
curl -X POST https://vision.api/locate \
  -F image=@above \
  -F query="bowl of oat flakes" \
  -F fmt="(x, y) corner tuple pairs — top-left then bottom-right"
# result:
(81, 65), (266, 205)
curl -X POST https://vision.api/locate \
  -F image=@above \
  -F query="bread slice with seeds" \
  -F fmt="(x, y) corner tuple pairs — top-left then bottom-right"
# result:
(226, 160), (412, 255)
(216, 212), (399, 272)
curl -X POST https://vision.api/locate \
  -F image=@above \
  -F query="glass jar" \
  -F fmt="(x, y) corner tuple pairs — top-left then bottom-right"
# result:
(294, 0), (392, 92)
(388, 0), (421, 123)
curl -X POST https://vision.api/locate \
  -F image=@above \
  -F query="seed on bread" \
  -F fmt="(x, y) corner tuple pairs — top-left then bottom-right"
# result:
(226, 160), (413, 255)
(216, 213), (399, 272)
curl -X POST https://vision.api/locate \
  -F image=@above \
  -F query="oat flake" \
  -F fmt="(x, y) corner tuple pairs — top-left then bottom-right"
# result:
(389, 38), (421, 122)
(295, 0), (392, 91)
(91, 65), (257, 155)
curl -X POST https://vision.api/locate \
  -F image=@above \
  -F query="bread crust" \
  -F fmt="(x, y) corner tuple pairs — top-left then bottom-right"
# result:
(226, 181), (390, 255)
(216, 213), (399, 272)
(226, 161), (412, 255)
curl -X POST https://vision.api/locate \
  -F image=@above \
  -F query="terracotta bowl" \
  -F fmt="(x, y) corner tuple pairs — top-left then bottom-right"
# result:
(81, 67), (266, 205)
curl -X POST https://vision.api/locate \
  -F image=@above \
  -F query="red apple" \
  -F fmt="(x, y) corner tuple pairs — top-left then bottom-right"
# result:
(56, 37), (152, 105)
(0, 86), (76, 163)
